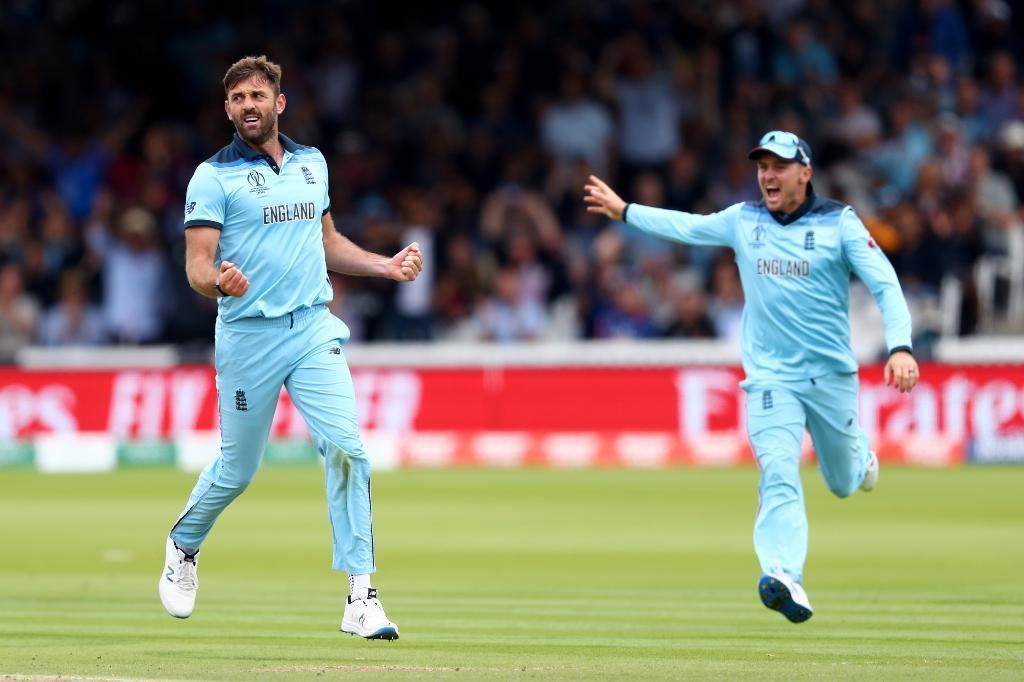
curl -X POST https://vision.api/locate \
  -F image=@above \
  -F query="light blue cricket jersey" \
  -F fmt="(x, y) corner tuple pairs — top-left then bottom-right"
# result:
(625, 192), (912, 382)
(183, 133), (331, 322)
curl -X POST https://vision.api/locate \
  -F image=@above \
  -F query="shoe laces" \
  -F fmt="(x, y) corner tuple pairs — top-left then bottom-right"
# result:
(364, 597), (385, 613)
(175, 556), (198, 591)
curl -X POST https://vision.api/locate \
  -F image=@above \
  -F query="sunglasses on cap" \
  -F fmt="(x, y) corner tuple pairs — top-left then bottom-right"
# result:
(749, 131), (812, 166)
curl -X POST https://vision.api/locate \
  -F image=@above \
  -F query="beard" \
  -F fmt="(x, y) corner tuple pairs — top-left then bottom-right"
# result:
(233, 111), (277, 146)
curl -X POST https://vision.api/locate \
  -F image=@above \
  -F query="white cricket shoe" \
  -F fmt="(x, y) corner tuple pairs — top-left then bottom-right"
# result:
(758, 570), (813, 623)
(860, 450), (879, 492)
(159, 537), (199, 618)
(341, 589), (400, 640)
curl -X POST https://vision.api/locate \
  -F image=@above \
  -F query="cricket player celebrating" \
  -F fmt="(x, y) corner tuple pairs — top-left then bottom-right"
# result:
(584, 131), (919, 623)
(159, 55), (422, 640)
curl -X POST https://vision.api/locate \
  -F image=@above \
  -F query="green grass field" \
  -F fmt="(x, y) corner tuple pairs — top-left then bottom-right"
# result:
(1, 465), (1022, 680)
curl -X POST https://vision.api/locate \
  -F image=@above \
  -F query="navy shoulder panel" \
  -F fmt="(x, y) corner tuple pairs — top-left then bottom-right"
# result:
(808, 197), (848, 216)
(205, 143), (245, 166)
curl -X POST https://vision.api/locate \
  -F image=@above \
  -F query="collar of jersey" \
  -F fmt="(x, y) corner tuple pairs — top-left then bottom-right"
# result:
(230, 132), (302, 160)
(768, 184), (815, 226)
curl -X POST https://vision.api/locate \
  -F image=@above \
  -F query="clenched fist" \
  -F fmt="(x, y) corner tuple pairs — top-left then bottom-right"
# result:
(388, 243), (423, 282)
(217, 260), (249, 297)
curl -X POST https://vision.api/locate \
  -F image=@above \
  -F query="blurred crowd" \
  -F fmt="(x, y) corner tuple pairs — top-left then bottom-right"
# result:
(1, 0), (1023, 361)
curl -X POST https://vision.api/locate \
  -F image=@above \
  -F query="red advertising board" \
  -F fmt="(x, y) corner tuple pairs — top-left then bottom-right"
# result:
(2, 364), (1023, 436)
(2, 364), (1023, 463)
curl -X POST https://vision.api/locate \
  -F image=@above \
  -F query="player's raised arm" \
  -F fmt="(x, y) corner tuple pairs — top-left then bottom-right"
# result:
(322, 212), (423, 281)
(584, 174), (737, 248)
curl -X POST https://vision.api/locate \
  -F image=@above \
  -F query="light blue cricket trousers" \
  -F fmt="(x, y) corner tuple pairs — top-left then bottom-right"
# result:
(170, 304), (375, 575)
(744, 372), (871, 583)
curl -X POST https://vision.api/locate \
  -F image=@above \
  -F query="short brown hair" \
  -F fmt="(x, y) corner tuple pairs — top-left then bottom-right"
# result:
(223, 55), (282, 96)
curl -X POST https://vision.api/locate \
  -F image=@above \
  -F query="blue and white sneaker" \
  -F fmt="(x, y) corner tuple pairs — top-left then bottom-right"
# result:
(341, 588), (400, 640)
(758, 571), (813, 623)
(159, 536), (199, 618)
(860, 450), (879, 492)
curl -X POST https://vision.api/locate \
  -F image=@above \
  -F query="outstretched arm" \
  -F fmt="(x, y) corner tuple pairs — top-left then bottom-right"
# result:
(322, 213), (423, 281)
(584, 174), (736, 248)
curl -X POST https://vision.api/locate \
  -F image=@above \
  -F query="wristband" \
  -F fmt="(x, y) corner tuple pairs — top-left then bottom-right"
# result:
(888, 345), (912, 357)
(214, 282), (229, 297)
(622, 203), (631, 223)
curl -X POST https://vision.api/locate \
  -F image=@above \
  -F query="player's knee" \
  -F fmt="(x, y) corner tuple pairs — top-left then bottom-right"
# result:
(761, 464), (800, 499)
(214, 458), (259, 491)
(322, 437), (368, 464)
(827, 479), (858, 499)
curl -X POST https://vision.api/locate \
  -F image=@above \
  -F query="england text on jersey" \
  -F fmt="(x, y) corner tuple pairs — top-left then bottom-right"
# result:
(756, 258), (810, 277)
(263, 202), (317, 225)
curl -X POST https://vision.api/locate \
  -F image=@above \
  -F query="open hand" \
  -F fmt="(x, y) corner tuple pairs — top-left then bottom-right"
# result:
(583, 175), (627, 221)
(217, 260), (249, 297)
(884, 351), (919, 393)
(389, 242), (423, 282)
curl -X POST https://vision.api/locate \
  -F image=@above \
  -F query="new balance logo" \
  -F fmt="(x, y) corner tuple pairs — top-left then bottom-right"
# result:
(329, 346), (341, 355)
(165, 565), (174, 583)
(235, 389), (248, 412)
(763, 390), (774, 410)
(804, 231), (815, 250)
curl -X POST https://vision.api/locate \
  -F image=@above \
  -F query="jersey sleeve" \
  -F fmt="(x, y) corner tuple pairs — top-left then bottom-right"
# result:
(624, 203), (739, 248)
(183, 163), (226, 230)
(318, 151), (331, 215)
(840, 208), (913, 352)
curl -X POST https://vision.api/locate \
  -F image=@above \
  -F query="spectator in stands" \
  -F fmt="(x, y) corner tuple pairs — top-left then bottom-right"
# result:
(37, 268), (106, 347)
(476, 266), (547, 342)
(605, 36), (682, 181)
(968, 145), (1019, 240)
(982, 51), (1019, 135)
(996, 121), (1024, 203)
(954, 75), (989, 145)
(91, 206), (170, 344)
(0, 197), (30, 266)
(433, 233), (486, 339)
(0, 262), (39, 362)
(707, 257), (744, 346)
(662, 276), (716, 339)
(540, 73), (615, 175)
(935, 115), (971, 188)
(772, 21), (838, 91)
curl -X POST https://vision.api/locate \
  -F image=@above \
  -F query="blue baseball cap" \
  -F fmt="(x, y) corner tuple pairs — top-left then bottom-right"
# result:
(748, 130), (812, 166)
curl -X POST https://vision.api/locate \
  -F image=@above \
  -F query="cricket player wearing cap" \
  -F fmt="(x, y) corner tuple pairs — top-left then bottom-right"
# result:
(584, 130), (919, 623)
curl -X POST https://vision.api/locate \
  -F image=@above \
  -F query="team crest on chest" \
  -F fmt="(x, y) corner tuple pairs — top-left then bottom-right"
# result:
(804, 231), (815, 250)
(301, 166), (316, 185)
